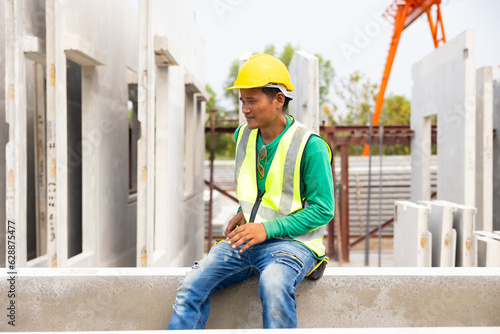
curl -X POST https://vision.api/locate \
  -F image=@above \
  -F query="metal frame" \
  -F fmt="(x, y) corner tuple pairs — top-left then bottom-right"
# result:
(362, 0), (446, 156)
(205, 122), (443, 263)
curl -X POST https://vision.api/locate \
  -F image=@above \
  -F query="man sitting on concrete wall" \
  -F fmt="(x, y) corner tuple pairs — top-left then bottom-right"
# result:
(167, 54), (334, 329)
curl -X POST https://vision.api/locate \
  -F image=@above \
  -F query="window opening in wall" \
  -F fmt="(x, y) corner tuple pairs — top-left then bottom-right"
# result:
(128, 84), (138, 194)
(66, 59), (83, 258)
(431, 114), (437, 155)
(427, 115), (437, 199)
(26, 60), (47, 261)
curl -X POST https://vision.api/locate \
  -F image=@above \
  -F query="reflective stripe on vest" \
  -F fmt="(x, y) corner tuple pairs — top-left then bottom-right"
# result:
(235, 120), (327, 257)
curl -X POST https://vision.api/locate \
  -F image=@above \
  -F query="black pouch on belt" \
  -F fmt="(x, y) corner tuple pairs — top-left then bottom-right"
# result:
(305, 256), (328, 280)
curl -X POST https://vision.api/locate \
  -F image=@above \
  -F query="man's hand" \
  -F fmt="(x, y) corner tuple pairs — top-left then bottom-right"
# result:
(226, 223), (267, 253)
(224, 210), (247, 237)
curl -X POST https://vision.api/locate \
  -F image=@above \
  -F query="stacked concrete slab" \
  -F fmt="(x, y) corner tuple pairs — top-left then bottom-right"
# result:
(394, 198), (492, 267)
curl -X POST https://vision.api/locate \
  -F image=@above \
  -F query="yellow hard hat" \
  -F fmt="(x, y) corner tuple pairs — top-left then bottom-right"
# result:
(227, 54), (294, 98)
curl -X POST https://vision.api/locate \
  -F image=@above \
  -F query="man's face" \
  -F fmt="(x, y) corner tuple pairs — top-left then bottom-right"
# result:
(239, 88), (282, 130)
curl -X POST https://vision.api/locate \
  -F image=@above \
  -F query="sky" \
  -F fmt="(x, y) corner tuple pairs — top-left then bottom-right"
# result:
(184, 0), (500, 110)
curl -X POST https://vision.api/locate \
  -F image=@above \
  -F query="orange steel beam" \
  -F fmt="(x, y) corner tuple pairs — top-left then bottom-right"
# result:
(426, 3), (446, 47)
(362, 0), (445, 156)
(403, 0), (438, 28)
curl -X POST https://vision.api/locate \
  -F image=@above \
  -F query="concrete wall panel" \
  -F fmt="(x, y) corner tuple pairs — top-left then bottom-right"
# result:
(0, 0), (6, 267)
(155, 65), (187, 267)
(152, 0), (205, 85)
(62, 0), (137, 267)
(289, 50), (320, 133)
(137, 0), (205, 267)
(2, 267), (500, 331)
(23, 0), (46, 39)
(477, 236), (500, 267)
(475, 67), (493, 231)
(42, 0), (138, 267)
(5, 0), (203, 268)
(411, 30), (476, 206)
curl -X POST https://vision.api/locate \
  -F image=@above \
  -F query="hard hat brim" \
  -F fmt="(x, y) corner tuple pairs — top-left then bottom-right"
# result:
(227, 83), (294, 100)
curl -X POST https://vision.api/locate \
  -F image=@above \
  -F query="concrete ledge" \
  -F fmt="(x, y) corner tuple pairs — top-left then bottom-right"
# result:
(1, 267), (500, 331)
(7, 329), (500, 334)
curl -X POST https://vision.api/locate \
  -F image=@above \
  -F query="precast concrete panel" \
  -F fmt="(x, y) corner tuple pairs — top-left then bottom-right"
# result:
(5, 0), (29, 267)
(23, 0), (46, 38)
(419, 201), (457, 267)
(66, 0), (135, 267)
(477, 235), (500, 267)
(125, 1), (139, 74)
(475, 67), (493, 232)
(475, 232), (500, 267)
(394, 201), (432, 267)
(437, 200), (477, 267)
(136, 0), (155, 267)
(475, 230), (500, 241)
(493, 79), (500, 231)
(43, 0), (138, 267)
(137, 0), (205, 267)
(152, 0), (205, 85)
(289, 50), (320, 133)
(411, 30), (476, 206)
(0, 0), (6, 267)
(155, 65), (187, 267)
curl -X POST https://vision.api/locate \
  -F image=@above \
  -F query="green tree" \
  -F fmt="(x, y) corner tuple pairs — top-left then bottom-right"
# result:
(279, 42), (297, 67)
(336, 70), (378, 126)
(263, 44), (276, 57)
(380, 94), (410, 125)
(326, 71), (378, 155)
(316, 54), (335, 106)
(223, 59), (241, 112)
(206, 83), (217, 112)
(378, 94), (411, 155)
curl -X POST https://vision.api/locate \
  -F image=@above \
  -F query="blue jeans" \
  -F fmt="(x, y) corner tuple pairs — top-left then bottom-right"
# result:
(167, 238), (317, 329)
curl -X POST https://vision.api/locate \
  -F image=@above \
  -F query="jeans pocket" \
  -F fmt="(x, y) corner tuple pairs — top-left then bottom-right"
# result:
(271, 251), (304, 275)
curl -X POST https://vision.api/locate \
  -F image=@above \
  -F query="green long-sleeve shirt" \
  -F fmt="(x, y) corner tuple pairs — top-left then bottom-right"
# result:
(235, 115), (335, 240)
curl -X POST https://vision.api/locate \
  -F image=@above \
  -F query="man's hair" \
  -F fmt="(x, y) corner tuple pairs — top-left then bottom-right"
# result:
(261, 87), (291, 112)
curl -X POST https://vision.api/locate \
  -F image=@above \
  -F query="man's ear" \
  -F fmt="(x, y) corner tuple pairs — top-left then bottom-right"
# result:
(275, 92), (285, 110)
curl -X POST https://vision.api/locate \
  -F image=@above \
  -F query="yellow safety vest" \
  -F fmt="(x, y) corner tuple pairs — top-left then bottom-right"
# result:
(235, 119), (330, 257)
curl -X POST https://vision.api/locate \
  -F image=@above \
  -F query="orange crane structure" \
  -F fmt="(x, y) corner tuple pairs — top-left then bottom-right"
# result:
(362, 0), (446, 156)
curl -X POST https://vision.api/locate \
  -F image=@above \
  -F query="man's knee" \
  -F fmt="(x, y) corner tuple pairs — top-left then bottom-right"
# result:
(259, 262), (297, 295)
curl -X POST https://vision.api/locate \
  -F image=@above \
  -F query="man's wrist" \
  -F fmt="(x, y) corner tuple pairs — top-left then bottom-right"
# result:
(262, 220), (280, 239)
